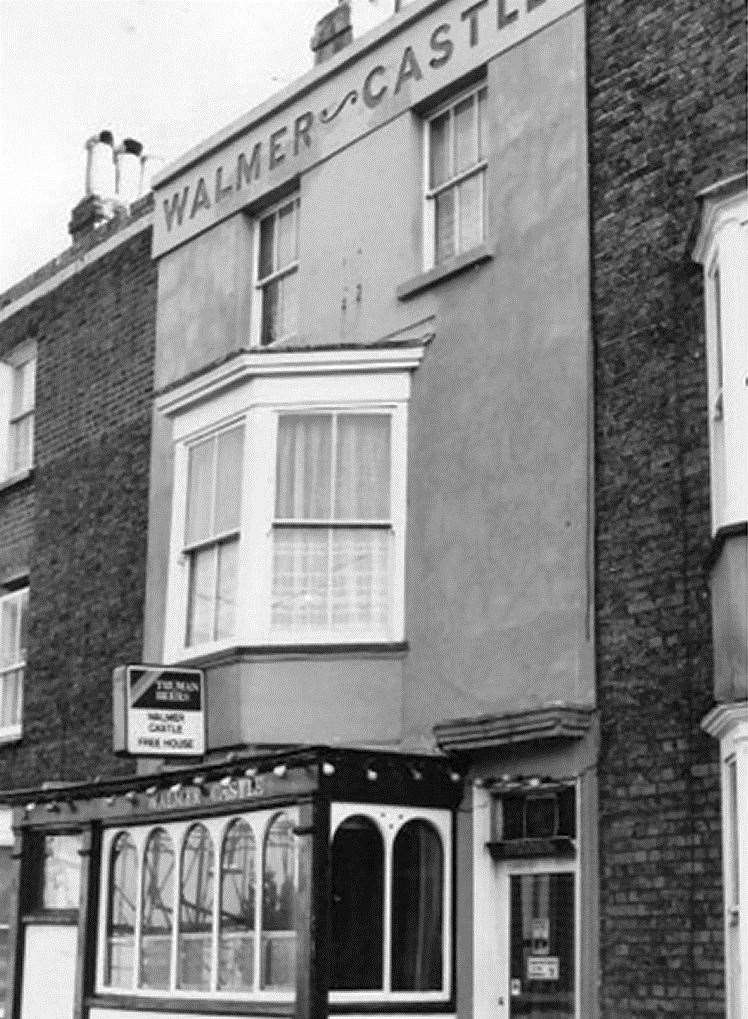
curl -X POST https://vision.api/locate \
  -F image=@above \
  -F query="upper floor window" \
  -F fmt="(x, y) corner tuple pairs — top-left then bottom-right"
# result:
(254, 196), (300, 347)
(0, 586), (27, 739)
(0, 345), (36, 481)
(425, 84), (487, 267)
(163, 364), (411, 660)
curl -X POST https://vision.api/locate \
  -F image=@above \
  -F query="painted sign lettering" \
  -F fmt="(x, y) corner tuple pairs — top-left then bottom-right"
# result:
(153, 0), (581, 256)
(118, 665), (206, 757)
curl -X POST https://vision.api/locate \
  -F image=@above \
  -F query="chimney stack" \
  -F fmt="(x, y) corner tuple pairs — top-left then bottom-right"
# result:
(69, 131), (149, 243)
(311, 1), (353, 64)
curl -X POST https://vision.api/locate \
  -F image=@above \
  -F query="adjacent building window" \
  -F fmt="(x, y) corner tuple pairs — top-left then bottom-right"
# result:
(329, 804), (451, 1002)
(0, 587), (27, 738)
(425, 84), (487, 267)
(163, 365), (411, 658)
(98, 809), (299, 998)
(255, 196), (300, 346)
(0, 344), (36, 481)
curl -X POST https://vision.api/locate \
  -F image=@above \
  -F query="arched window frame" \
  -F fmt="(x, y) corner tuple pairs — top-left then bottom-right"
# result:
(329, 803), (452, 1005)
(96, 807), (298, 1001)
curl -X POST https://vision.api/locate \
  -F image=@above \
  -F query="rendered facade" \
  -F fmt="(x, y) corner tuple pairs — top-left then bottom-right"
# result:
(0, 1), (745, 1017)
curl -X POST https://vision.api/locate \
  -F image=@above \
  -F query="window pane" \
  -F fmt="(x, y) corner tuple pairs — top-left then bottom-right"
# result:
(330, 817), (384, 990)
(277, 202), (297, 269)
(40, 834), (82, 910)
(279, 269), (299, 340)
(9, 414), (33, 475)
(429, 111), (450, 188)
(434, 188), (456, 265)
(510, 872), (575, 1015)
(261, 279), (280, 346)
(391, 821), (443, 991)
(0, 597), (20, 667)
(178, 824), (215, 991)
(215, 539), (238, 641)
(214, 426), (244, 534)
(259, 214), (275, 279)
(454, 95), (476, 173)
(262, 814), (297, 989)
(0, 668), (22, 729)
(458, 172), (483, 252)
(271, 529), (328, 632)
(219, 820), (256, 990)
(185, 437), (214, 545)
(275, 415), (332, 520)
(12, 360), (35, 416)
(140, 829), (175, 990)
(335, 414), (391, 519)
(331, 529), (389, 633)
(106, 833), (137, 988)
(186, 546), (216, 646)
(477, 87), (487, 160)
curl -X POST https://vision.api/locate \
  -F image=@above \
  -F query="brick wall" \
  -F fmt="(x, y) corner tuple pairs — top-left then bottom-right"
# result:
(0, 222), (156, 788)
(588, 1), (746, 1015)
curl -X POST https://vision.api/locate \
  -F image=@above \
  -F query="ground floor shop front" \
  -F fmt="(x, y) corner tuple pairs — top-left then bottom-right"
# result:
(3, 711), (599, 1019)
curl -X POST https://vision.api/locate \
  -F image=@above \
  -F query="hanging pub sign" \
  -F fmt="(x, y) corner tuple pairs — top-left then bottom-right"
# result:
(112, 664), (206, 757)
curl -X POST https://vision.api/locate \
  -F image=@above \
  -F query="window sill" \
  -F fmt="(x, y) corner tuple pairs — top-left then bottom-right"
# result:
(396, 242), (496, 301)
(0, 726), (21, 745)
(0, 468), (32, 495)
(174, 641), (409, 669)
(88, 995), (294, 1016)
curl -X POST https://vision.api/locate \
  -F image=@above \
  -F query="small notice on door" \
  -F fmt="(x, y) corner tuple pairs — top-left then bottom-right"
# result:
(527, 956), (560, 981)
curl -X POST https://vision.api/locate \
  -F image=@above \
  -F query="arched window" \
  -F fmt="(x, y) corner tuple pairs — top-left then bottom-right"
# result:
(178, 823), (214, 990)
(330, 816), (384, 990)
(261, 813), (297, 989)
(105, 832), (137, 988)
(391, 820), (443, 991)
(140, 828), (175, 989)
(218, 819), (256, 990)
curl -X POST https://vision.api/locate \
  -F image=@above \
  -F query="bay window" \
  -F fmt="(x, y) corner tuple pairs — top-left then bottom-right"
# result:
(162, 361), (413, 659)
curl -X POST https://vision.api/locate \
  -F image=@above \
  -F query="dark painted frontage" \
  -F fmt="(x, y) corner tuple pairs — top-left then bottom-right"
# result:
(588, 0), (746, 1013)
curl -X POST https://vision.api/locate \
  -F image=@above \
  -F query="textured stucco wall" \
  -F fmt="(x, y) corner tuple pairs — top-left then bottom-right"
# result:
(147, 7), (591, 749)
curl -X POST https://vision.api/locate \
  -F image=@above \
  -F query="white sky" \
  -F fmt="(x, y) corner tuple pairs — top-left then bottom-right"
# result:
(0, 0), (393, 291)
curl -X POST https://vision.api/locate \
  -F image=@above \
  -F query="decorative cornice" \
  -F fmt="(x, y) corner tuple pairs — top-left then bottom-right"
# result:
(434, 703), (595, 752)
(702, 701), (748, 741)
(156, 339), (430, 417)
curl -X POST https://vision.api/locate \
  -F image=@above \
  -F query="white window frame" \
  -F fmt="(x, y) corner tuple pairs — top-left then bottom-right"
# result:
(703, 704), (748, 1019)
(423, 82), (488, 271)
(0, 342), (36, 483)
(692, 188), (748, 532)
(96, 807), (299, 1002)
(251, 194), (300, 349)
(329, 802), (453, 1006)
(162, 358), (415, 662)
(0, 587), (27, 742)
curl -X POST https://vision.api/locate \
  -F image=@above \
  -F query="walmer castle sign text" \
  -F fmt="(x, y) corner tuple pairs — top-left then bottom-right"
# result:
(153, 0), (580, 256)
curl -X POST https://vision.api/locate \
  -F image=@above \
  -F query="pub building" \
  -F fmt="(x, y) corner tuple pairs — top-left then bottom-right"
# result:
(1, 0), (745, 1016)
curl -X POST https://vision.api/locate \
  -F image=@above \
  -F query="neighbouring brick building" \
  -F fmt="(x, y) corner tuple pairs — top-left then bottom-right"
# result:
(0, 163), (157, 1011)
(0, 2), (745, 1018)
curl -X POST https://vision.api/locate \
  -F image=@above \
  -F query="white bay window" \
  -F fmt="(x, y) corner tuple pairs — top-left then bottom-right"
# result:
(161, 354), (417, 660)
